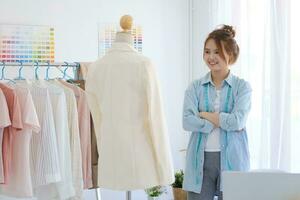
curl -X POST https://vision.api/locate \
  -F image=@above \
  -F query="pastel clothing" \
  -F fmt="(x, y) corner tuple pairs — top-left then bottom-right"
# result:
(59, 80), (92, 189)
(26, 83), (61, 187)
(52, 80), (83, 200)
(0, 83), (23, 184)
(0, 85), (40, 197)
(90, 119), (99, 188)
(79, 63), (99, 189)
(34, 80), (74, 200)
(0, 89), (11, 183)
(86, 41), (174, 190)
(183, 72), (251, 193)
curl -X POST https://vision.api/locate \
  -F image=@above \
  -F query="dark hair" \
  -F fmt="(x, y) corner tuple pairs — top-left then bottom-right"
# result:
(204, 25), (239, 65)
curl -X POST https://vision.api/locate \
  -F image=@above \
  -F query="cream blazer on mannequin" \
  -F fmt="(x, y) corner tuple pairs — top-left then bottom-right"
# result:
(86, 39), (174, 190)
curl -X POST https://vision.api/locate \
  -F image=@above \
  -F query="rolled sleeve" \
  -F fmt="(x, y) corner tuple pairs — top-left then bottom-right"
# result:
(219, 81), (252, 131)
(182, 83), (214, 134)
(183, 115), (214, 133)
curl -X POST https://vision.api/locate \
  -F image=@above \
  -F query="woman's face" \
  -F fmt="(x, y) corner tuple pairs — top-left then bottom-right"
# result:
(203, 39), (229, 73)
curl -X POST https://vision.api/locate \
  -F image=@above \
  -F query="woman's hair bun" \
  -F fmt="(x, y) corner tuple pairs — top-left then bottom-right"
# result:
(219, 24), (235, 38)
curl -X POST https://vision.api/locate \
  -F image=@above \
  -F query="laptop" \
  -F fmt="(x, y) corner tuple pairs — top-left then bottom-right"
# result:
(222, 171), (300, 200)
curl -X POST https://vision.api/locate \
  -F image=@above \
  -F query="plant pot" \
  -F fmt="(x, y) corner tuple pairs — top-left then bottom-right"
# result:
(147, 196), (160, 200)
(173, 187), (187, 200)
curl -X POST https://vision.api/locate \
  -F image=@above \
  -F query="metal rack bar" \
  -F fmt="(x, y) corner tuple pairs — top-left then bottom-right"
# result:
(0, 61), (79, 67)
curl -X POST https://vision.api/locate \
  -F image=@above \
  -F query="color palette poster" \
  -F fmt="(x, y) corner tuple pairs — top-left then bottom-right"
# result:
(0, 24), (55, 63)
(98, 23), (143, 57)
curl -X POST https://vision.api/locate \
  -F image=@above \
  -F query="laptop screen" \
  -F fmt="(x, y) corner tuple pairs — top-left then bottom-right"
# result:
(222, 171), (300, 200)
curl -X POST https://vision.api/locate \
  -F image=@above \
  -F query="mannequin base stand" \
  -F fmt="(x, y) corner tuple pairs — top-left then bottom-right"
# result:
(94, 188), (131, 200)
(95, 188), (101, 200)
(126, 191), (131, 200)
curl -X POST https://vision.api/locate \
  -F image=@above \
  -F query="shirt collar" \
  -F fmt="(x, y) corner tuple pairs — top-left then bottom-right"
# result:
(202, 71), (233, 87)
(224, 72), (234, 87)
(107, 42), (137, 53)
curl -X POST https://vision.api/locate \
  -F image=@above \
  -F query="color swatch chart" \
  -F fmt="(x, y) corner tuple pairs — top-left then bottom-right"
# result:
(132, 26), (143, 52)
(0, 24), (55, 63)
(98, 24), (143, 57)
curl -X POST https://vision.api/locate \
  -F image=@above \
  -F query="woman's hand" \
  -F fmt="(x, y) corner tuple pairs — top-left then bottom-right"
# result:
(199, 112), (220, 127)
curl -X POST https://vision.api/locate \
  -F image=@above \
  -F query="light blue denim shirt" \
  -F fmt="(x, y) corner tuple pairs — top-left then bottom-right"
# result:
(182, 72), (251, 193)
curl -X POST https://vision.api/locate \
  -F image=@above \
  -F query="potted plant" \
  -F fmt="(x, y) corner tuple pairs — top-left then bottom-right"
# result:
(172, 170), (187, 200)
(145, 185), (166, 200)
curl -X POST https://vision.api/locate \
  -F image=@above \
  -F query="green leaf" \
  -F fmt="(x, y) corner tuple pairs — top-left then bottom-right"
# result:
(172, 170), (184, 188)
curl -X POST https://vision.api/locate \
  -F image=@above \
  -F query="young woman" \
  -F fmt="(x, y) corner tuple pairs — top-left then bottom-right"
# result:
(182, 25), (252, 200)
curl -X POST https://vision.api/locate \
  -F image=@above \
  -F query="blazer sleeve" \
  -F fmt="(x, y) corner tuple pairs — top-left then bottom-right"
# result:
(182, 82), (214, 133)
(86, 65), (102, 142)
(144, 61), (174, 185)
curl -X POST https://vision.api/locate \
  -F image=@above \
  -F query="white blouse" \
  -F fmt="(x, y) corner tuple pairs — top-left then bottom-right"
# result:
(33, 81), (74, 200)
(27, 83), (61, 187)
(52, 80), (83, 200)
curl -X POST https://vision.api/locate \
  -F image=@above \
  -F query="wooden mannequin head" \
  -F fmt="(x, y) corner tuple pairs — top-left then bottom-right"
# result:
(120, 15), (133, 32)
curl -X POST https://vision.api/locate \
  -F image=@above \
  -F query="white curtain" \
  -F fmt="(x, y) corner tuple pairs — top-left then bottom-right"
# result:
(192, 0), (296, 172)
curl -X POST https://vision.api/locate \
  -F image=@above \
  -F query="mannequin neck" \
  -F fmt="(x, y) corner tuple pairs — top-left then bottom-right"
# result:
(115, 32), (133, 45)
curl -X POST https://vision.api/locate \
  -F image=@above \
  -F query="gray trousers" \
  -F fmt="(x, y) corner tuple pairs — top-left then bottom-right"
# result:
(187, 152), (223, 200)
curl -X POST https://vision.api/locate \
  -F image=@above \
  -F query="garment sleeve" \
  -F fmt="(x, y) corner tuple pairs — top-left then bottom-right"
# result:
(80, 93), (93, 189)
(182, 83), (214, 133)
(86, 65), (102, 146)
(69, 92), (84, 197)
(79, 63), (98, 187)
(145, 61), (174, 185)
(219, 81), (252, 131)
(12, 93), (23, 130)
(0, 91), (11, 128)
(22, 91), (40, 133)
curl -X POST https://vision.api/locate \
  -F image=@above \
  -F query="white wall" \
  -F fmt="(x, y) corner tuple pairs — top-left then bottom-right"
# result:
(191, 0), (243, 79)
(190, 0), (211, 80)
(0, 0), (190, 199)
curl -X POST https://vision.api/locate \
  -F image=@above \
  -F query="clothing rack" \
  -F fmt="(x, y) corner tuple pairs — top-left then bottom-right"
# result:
(0, 61), (102, 200)
(0, 61), (81, 80)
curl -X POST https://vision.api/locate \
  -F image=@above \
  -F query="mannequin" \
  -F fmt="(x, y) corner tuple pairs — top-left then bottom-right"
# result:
(86, 15), (174, 191)
(115, 15), (134, 44)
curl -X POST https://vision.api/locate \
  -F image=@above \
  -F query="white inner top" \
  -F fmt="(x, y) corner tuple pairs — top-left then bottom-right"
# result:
(205, 89), (221, 152)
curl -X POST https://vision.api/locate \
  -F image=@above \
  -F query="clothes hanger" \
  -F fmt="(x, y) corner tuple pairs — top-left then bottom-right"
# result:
(1, 62), (16, 84)
(45, 61), (51, 80)
(64, 62), (83, 86)
(55, 62), (76, 82)
(16, 61), (25, 80)
(73, 62), (82, 81)
(34, 61), (40, 80)
(0, 62), (4, 80)
(63, 62), (69, 79)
